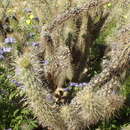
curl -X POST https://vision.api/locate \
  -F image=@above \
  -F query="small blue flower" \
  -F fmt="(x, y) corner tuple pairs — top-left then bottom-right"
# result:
(82, 82), (87, 86)
(63, 87), (71, 91)
(2, 47), (12, 53)
(69, 82), (78, 86)
(33, 17), (40, 22)
(75, 84), (79, 87)
(32, 42), (39, 47)
(40, 60), (49, 65)
(4, 37), (16, 44)
(19, 85), (26, 91)
(0, 48), (4, 55)
(11, 80), (22, 87)
(78, 83), (83, 87)
(65, 82), (88, 91)
(15, 82), (22, 87)
(11, 79), (17, 83)
(5, 128), (12, 130)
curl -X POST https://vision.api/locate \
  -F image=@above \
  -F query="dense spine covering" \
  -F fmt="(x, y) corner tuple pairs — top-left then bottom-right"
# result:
(12, 0), (130, 129)
(14, 53), (66, 130)
(42, 0), (113, 32)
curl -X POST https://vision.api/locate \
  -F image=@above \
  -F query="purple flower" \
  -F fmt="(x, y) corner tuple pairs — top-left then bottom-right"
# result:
(67, 82), (88, 90)
(11, 80), (22, 87)
(75, 84), (79, 87)
(0, 55), (4, 60)
(2, 47), (12, 53)
(63, 87), (71, 91)
(78, 83), (84, 87)
(24, 8), (32, 13)
(0, 48), (4, 55)
(0, 47), (12, 55)
(40, 60), (49, 65)
(33, 17), (40, 22)
(15, 82), (22, 87)
(19, 85), (26, 91)
(64, 82), (88, 91)
(77, 82), (87, 87)
(4, 37), (16, 44)
(82, 82), (87, 86)
(69, 82), (78, 86)
(5, 128), (12, 130)
(32, 42), (39, 47)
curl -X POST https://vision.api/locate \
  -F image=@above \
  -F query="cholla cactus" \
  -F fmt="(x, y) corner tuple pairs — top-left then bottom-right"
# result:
(12, 0), (130, 129)
(15, 52), (66, 130)
(40, 30), (73, 92)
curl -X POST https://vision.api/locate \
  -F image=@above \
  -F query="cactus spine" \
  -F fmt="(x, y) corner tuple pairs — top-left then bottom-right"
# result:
(12, 0), (130, 129)
(15, 53), (66, 130)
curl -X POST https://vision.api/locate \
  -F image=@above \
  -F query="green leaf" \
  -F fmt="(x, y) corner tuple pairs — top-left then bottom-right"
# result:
(13, 109), (20, 116)
(111, 124), (117, 128)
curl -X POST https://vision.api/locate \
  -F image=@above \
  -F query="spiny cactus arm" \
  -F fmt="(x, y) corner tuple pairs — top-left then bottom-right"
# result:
(74, 24), (130, 90)
(61, 77), (124, 129)
(73, 42), (129, 91)
(63, 76), (125, 129)
(14, 53), (66, 130)
(42, 0), (113, 32)
(64, 25), (130, 129)
(96, 76), (121, 96)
